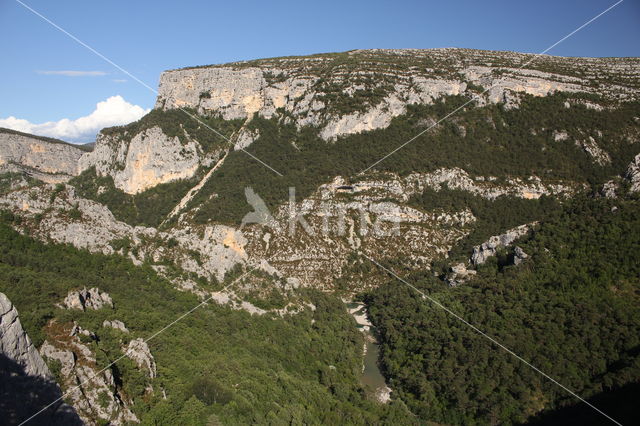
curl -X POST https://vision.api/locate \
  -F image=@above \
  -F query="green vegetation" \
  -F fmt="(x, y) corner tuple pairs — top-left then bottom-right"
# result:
(70, 167), (196, 227)
(185, 94), (638, 225)
(0, 212), (410, 424)
(100, 108), (243, 152)
(364, 195), (640, 424)
(0, 172), (42, 194)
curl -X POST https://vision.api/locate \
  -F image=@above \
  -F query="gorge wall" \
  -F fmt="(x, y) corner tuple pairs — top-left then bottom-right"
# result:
(0, 128), (88, 183)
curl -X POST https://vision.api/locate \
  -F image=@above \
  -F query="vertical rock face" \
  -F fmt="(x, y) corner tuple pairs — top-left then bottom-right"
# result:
(0, 293), (50, 377)
(0, 293), (82, 425)
(0, 128), (87, 180)
(626, 153), (640, 193)
(78, 126), (202, 194)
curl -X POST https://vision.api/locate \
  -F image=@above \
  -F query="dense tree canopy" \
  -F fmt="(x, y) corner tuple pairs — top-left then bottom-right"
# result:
(365, 196), (640, 424)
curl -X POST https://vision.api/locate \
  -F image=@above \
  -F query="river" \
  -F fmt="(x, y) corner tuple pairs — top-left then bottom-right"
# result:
(346, 301), (392, 403)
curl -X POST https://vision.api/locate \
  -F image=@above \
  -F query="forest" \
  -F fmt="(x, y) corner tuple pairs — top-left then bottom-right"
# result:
(0, 210), (411, 424)
(365, 194), (640, 425)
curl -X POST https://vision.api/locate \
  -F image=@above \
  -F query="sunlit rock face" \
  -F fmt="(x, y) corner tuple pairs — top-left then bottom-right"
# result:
(79, 126), (201, 194)
(156, 48), (640, 141)
(0, 129), (86, 182)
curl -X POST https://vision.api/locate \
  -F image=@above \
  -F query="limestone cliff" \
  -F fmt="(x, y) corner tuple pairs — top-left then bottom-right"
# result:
(156, 49), (640, 141)
(0, 292), (82, 425)
(77, 48), (640, 198)
(0, 292), (50, 378)
(0, 128), (88, 183)
(78, 126), (207, 194)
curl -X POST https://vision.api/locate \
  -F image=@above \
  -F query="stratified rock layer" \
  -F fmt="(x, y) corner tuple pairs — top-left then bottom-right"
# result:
(0, 128), (86, 181)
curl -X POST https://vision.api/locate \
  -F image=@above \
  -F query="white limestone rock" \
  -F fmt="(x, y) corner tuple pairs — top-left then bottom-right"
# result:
(601, 180), (618, 198)
(0, 293), (51, 377)
(63, 288), (113, 311)
(79, 126), (201, 194)
(445, 263), (477, 287)
(125, 338), (156, 379)
(625, 153), (640, 193)
(513, 246), (529, 266)
(576, 136), (611, 165)
(0, 129), (85, 180)
(471, 224), (533, 266)
(102, 320), (129, 333)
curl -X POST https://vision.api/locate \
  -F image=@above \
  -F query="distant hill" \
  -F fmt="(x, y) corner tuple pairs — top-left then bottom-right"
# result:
(0, 127), (89, 183)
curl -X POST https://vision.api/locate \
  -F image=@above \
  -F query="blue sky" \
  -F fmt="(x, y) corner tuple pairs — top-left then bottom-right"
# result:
(0, 0), (638, 142)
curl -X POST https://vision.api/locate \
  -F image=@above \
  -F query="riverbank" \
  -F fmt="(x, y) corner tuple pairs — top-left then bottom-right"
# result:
(345, 300), (392, 403)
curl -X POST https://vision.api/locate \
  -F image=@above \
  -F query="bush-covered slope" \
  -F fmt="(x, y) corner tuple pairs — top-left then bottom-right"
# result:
(365, 195), (640, 424)
(0, 212), (411, 424)
(72, 93), (639, 228)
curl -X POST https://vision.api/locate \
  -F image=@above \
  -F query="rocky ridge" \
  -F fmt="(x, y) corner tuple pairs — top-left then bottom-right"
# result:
(0, 184), (247, 283)
(0, 292), (82, 425)
(471, 223), (533, 266)
(0, 128), (88, 183)
(40, 320), (139, 425)
(156, 49), (640, 142)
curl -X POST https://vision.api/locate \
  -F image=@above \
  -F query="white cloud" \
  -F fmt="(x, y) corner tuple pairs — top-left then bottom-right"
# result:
(0, 96), (150, 143)
(37, 70), (108, 77)
(113, 79), (128, 83)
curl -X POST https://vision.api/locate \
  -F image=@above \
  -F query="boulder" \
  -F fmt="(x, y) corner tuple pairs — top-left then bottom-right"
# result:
(471, 224), (532, 266)
(445, 263), (477, 287)
(102, 320), (129, 333)
(63, 288), (113, 311)
(513, 246), (529, 266)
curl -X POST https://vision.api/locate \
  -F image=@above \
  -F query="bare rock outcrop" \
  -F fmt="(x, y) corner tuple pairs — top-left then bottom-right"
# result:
(0, 293), (82, 425)
(625, 153), (640, 193)
(40, 322), (139, 425)
(0, 128), (86, 182)
(124, 338), (156, 379)
(601, 180), (618, 198)
(79, 126), (203, 194)
(513, 246), (529, 266)
(102, 320), (129, 333)
(471, 224), (533, 266)
(0, 293), (51, 377)
(63, 288), (113, 311)
(576, 137), (611, 165)
(445, 263), (477, 287)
